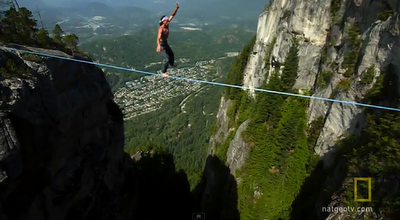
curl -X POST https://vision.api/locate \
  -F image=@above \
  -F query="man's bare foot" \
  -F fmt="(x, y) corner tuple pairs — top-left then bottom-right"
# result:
(161, 72), (170, 78)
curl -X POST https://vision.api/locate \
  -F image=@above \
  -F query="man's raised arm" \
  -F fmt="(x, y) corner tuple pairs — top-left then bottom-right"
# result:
(169, 2), (180, 21)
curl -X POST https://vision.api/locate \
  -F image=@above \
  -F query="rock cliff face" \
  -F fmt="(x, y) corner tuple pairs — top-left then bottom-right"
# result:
(213, 0), (400, 174)
(206, 0), (400, 219)
(0, 45), (195, 220)
(218, 0), (400, 169)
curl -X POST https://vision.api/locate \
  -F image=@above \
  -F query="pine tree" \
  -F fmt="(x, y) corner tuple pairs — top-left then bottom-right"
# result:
(281, 39), (299, 92)
(1, 7), (18, 41)
(17, 7), (38, 41)
(63, 33), (79, 52)
(36, 28), (51, 46)
(0, 7), (37, 44)
(52, 24), (63, 43)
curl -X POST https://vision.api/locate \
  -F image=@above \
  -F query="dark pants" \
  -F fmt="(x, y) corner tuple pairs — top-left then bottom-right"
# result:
(159, 42), (174, 73)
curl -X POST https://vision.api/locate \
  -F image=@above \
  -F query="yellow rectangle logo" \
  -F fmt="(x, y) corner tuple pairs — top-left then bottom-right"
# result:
(354, 177), (371, 202)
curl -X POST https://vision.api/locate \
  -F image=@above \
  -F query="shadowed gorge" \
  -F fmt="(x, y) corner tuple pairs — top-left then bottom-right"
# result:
(193, 155), (240, 220)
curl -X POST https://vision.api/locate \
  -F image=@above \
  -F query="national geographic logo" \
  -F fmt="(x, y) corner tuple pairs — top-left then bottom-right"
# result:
(354, 177), (371, 202)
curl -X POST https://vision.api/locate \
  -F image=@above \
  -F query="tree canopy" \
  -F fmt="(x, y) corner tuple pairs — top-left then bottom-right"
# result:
(0, 6), (82, 55)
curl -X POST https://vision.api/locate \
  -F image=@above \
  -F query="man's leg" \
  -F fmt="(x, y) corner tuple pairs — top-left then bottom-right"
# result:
(165, 44), (175, 67)
(159, 49), (170, 77)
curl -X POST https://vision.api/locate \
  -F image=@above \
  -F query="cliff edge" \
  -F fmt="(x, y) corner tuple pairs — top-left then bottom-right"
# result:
(0, 45), (132, 219)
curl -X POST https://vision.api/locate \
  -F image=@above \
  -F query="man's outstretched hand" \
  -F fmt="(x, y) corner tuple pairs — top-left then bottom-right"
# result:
(176, 2), (179, 9)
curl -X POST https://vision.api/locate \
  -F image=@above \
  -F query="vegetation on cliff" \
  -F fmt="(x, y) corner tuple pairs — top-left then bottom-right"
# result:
(224, 35), (256, 126)
(0, 6), (82, 55)
(339, 64), (400, 219)
(237, 40), (317, 220)
(210, 36), (322, 219)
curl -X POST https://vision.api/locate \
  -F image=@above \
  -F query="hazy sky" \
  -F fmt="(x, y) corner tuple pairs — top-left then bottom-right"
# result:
(17, 0), (267, 11)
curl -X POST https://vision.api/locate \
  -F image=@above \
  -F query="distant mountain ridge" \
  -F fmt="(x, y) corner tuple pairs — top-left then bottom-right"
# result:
(15, 0), (267, 41)
(19, 0), (268, 16)
(64, 2), (151, 17)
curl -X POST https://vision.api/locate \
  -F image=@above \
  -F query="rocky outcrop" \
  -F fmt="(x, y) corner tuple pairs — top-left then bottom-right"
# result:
(309, 0), (400, 168)
(225, 120), (250, 177)
(208, 96), (232, 152)
(210, 0), (336, 178)
(243, 0), (344, 169)
(0, 45), (131, 219)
